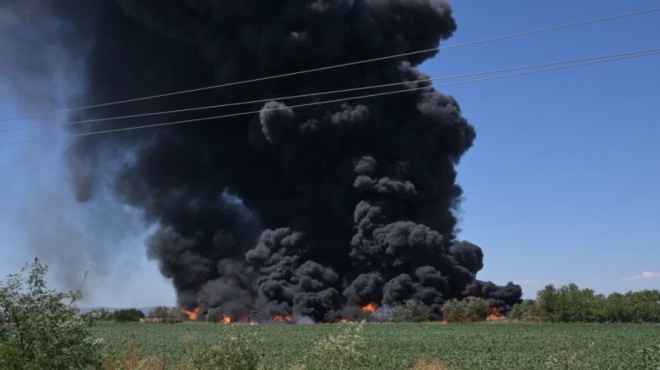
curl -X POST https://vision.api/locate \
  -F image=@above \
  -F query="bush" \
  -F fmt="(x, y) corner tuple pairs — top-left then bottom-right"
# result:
(166, 308), (186, 324)
(466, 298), (489, 321)
(0, 258), (102, 370)
(113, 309), (145, 323)
(148, 306), (171, 320)
(397, 300), (431, 323)
(510, 300), (542, 322)
(442, 298), (487, 323)
(441, 299), (468, 323)
(301, 320), (366, 370)
(185, 329), (262, 370)
(205, 307), (225, 323)
(145, 306), (184, 324)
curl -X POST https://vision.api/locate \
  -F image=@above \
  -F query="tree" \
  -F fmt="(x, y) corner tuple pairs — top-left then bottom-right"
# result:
(112, 308), (145, 323)
(537, 284), (559, 322)
(149, 306), (171, 320)
(466, 298), (489, 321)
(206, 307), (225, 323)
(441, 298), (490, 323)
(167, 307), (186, 323)
(513, 299), (542, 322)
(0, 258), (102, 369)
(441, 299), (468, 323)
(602, 292), (633, 322)
(630, 290), (660, 322)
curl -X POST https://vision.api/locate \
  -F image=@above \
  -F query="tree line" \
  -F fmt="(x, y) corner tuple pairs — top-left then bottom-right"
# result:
(510, 283), (660, 323)
(89, 284), (660, 324)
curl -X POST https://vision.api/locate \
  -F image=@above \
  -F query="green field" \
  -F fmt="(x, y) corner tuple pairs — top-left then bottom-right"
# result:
(92, 322), (659, 369)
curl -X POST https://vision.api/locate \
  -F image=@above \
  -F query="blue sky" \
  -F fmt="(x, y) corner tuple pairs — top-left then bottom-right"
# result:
(0, 0), (658, 307)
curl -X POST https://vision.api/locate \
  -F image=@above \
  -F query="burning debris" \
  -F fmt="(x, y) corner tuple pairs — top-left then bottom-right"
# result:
(273, 314), (295, 324)
(183, 307), (200, 321)
(360, 303), (378, 314)
(21, 0), (522, 322)
(487, 307), (506, 320)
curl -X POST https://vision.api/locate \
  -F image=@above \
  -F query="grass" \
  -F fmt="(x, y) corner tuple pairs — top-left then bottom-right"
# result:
(92, 322), (659, 369)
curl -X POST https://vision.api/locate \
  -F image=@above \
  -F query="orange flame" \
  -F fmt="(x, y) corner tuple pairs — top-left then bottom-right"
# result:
(360, 303), (377, 313)
(338, 318), (349, 323)
(272, 314), (293, 323)
(440, 319), (447, 324)
(219, 314), (231, 324)
(183, 307), (200, 321)
(487, 307), (506, 320)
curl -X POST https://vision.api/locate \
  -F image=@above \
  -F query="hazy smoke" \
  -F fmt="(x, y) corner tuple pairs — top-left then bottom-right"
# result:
(9, 0), (521, 321)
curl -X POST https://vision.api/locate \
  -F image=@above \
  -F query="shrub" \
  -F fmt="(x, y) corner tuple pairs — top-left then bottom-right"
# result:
(113, 309), (146, 323)
(205, 307), (225, 323)
(301, 320), (367, 370)
(146, 307), (185, 324)
(397, 300), (431, 322)
(166, 308), (186, 324)
(510, 300), (542, 322)
(372, 300), (430, 323)
(184, 328), (262, 370)
(0, 258), (102, 370)
(466, 298), (489, 321)
(442, 299), (468, 323)
(441, 298), (489, 323)
(148, 306), (171, 320)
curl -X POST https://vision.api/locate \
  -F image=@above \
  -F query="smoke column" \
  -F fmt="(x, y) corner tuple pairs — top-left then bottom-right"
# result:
(17, 0), (521, 321)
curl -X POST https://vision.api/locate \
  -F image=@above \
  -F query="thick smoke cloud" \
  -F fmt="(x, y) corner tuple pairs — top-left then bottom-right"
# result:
(15, 0), (521, 320)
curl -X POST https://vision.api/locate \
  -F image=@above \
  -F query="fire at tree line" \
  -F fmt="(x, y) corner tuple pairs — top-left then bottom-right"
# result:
(95, 284), (660, 324)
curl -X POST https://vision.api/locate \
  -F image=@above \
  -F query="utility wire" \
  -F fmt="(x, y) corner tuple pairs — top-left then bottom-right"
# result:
(0, 7), (658, 123)
(1, 50), (657, 147)
(2, 48), (658, 134)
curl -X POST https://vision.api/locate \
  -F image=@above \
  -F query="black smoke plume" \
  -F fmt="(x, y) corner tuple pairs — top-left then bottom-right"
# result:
(19, 0), (521, 321)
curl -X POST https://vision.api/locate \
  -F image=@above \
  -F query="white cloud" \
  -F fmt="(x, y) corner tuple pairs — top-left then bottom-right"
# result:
(623, 272), (660, 282)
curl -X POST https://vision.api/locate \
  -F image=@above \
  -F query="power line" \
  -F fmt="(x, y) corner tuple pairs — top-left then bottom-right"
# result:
(1, 50), (657, 147)
(1, 7), (658, 124)
(2, 48), (658, 134)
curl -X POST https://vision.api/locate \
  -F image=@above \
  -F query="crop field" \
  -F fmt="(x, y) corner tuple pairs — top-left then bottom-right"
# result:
(92, 322), (659, 369)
